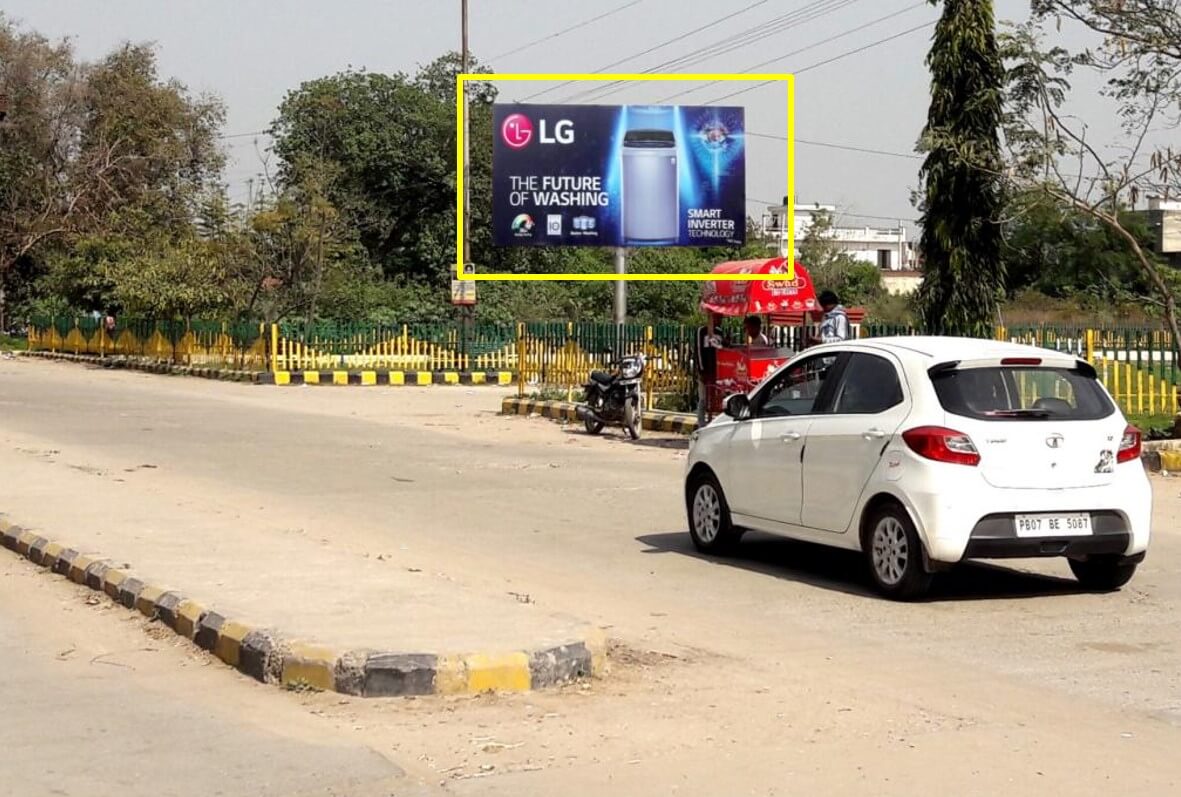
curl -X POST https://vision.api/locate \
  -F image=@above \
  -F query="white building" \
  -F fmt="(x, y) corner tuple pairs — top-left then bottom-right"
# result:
(1143, 196), (1181, 268)
(760, 201), (917, 272)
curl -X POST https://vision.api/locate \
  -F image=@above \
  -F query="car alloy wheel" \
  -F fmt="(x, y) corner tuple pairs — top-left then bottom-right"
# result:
(863, 503), (932, 600)
(692, 483), (721, 544)
(686, 473), (739, 554)
(871, 516), (908, 586)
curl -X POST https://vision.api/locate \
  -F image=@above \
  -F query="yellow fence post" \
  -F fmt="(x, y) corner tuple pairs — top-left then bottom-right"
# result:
(516, 323), (526, 398)
(269, 324), (279, 373)
(644, 325), (654, 411)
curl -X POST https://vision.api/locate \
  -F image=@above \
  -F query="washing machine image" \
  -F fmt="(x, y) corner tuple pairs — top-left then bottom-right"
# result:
(621, 129), (679, 244)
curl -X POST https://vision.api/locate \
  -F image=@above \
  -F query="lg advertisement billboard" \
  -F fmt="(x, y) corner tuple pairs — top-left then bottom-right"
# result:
(491, 104), (746, 248)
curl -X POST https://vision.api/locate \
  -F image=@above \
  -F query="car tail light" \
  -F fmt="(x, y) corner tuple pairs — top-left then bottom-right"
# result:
(902, 426), (981, 466)
(1117, 425), (1142, 463)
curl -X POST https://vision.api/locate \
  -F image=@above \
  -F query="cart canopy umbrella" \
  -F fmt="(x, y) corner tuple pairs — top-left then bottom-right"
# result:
(700, 257), (818, 317)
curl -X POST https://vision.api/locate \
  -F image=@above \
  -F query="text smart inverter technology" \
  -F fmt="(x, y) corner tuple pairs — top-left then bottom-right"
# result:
(621, 128), (679, 245)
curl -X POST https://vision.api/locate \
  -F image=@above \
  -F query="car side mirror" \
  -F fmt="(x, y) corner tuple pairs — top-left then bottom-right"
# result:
(723, 393), (751, 420)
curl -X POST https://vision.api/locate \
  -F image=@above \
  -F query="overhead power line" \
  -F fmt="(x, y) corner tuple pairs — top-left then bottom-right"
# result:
(558, 0), (864, 104)
(653, 1), (927, 104)
(701, 19), (935, 104)
(517, 0), (772, 101)
(746, 131), (921, 160)
(219, 130), (271, 140)
(489, 0), (649, 62)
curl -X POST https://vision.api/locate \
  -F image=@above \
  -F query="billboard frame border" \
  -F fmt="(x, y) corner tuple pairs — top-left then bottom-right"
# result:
(456, 72), (794, 281)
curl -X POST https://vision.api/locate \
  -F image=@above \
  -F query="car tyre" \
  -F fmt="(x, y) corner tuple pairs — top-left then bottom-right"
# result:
(687, 472), (740, 554)
(1069, 555), (1138, 592)
(864, 503), (932, 600)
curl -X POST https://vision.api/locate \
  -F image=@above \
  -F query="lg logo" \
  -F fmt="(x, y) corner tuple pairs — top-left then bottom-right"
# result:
(500, 113), (574, 148)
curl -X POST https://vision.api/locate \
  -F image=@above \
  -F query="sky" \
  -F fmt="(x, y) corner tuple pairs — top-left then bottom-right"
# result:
(2, 0), (1116, 236)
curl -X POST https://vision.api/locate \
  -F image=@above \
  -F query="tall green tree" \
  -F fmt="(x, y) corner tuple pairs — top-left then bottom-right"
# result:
(914, 0), (1006, 336)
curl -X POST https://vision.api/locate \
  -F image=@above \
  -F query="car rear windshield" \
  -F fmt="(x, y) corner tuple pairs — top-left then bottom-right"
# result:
(929, 365), (1115, 421)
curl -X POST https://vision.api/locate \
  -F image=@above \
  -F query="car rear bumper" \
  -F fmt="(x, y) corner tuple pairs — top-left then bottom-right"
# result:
(899, 468), (1152, 564)
(964, 532), (1137, 560)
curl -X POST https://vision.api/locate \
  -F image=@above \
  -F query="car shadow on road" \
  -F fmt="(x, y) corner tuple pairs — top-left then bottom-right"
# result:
(559, 427), (689, 451)
(636, 531), (1089, 602)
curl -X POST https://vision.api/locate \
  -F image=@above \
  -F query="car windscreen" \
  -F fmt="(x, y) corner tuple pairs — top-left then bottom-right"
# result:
(929, 365), (1115, 421)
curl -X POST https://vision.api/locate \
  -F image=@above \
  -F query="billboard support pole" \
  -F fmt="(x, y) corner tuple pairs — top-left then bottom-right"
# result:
(613, 247), (627, 325)
(461, 0), (470, 274)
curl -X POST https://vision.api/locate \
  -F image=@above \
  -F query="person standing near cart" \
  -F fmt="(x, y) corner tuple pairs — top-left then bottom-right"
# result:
(809, 290), (851, 345)
(695, 314), (723, 426)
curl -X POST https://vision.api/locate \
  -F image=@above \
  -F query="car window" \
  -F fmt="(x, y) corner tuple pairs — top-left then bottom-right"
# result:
(754, 354), (839, 417)
(930, 365), (1114, 421)
(831, 353), (904, 414)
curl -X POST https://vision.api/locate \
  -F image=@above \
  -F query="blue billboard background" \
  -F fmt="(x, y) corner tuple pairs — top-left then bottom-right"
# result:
(491, 103), (745, 248)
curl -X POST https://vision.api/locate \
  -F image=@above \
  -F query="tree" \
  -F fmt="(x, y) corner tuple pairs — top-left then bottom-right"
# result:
(914, 0), (1006, 337)
(0, 19), (88, 327)
(227, 164), (370, 326)
(0, 17), (225, 324)
(269, 54), (496, 288)
(1001, 2), (1181, 349)
(1000, 186), (1158, 303)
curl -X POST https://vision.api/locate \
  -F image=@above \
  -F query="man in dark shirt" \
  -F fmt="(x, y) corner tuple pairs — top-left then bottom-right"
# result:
(695, 314), (723, 426)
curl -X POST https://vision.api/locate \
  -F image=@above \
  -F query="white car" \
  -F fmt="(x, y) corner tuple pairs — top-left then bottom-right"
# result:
(684, 336), (1151, 600)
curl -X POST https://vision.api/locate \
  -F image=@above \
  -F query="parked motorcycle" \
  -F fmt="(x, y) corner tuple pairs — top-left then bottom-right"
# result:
(576, 352), (646, 440)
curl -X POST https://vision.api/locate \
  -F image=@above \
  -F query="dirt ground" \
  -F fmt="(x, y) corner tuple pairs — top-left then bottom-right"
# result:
(2, 357), (1180, 795)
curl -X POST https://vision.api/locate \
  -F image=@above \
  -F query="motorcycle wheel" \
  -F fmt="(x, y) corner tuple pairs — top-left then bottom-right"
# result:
(584, 416), (604, 435)
(623, 397), (641, 440)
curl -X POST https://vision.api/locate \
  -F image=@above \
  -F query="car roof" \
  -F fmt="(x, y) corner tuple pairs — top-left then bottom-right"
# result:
(829, 336), (1082, 363)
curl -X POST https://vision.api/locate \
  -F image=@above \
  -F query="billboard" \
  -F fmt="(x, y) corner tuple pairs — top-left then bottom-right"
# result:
(492, 104), (745, 248)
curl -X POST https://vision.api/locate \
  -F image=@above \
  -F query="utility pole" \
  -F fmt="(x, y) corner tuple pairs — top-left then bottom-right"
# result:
(461, 0), (471, 275)
(613, 247), (627, 324)
(460, 0), (474, 365)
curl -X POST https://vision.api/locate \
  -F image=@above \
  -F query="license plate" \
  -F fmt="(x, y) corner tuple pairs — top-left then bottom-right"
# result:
(1014, 513), (1091, 537)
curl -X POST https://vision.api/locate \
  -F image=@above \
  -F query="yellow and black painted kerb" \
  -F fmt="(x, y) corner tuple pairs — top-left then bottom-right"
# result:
(0, 514), (607, 696)
(501, 396), (699, 435)
(264, 370), (514, 387)
(20, 351), (514, 389)
(22, 351), (263, 383)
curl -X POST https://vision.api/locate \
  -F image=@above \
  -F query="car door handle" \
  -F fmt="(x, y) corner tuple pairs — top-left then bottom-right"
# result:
(780, 431), (801, 442)
(862, 428), (886, 440)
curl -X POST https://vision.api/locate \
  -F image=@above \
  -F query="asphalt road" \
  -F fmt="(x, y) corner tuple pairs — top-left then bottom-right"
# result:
(3, 357), (1181, 795)
(0, 555), (440, 797)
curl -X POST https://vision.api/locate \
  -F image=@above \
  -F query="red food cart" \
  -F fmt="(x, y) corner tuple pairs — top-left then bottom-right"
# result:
(699, 257), (819, 417)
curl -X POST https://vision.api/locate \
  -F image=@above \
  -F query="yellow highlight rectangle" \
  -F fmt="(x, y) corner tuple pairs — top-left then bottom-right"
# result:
(361, 371), (377, 386)
(415, 372), (432, 386)
(332, 371), (348, 385)
(497, 371), (513, 385)
(443, 371), (459, 384)
(471, 372), (487, 384)
(304, 370), (320, 385)
(456, 72), (795, 282)
(274, 371), (291, 386)
(389, 371), (406, 385)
